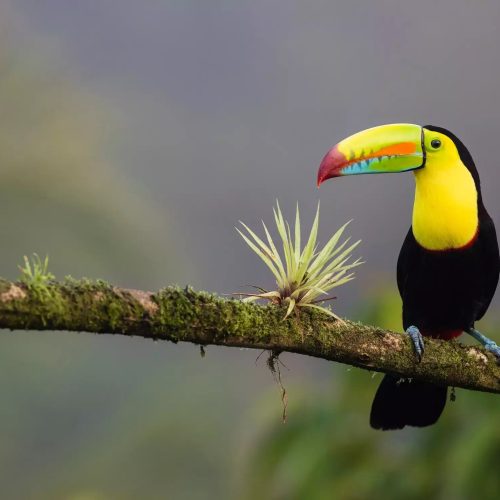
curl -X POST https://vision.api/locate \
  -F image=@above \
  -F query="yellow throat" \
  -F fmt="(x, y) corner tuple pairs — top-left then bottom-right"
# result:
(412, 157), (478, 251)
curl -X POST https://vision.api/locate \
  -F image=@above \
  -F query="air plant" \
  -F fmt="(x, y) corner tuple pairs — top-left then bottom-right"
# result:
(237, 202), (362, 320)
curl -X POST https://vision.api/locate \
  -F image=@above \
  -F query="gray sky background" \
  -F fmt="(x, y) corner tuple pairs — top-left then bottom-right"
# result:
(7, 0), (500, 311)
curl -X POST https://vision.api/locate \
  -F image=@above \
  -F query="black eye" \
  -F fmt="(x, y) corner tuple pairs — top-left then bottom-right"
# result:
(430, 139), (441, 149)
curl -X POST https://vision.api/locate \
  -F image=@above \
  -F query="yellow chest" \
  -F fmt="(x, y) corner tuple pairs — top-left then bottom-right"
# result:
(412, 162), (478, 250)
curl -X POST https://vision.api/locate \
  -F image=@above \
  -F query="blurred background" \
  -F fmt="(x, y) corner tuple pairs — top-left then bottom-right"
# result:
(1, 1), (500, 498)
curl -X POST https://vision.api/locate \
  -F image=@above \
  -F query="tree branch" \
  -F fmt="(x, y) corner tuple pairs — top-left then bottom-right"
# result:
(0, 278), (499, 393)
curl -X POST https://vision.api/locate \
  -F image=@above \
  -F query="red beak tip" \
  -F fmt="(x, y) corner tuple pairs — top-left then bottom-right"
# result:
(317, 145), (345, 186)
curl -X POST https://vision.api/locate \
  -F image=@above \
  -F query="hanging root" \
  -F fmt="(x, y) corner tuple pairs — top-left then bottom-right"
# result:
(450, 386), (456, 402)
(267, 350), (288, 423)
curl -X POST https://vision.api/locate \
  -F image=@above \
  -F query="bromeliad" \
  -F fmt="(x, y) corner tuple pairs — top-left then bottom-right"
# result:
(237, 202), (362, 320)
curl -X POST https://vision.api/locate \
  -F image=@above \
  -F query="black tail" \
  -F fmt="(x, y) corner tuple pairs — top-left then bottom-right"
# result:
(370, 375), (447, 430)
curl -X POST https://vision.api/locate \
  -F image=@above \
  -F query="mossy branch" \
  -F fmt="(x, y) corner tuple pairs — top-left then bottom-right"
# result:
(0, 277), (499, 394)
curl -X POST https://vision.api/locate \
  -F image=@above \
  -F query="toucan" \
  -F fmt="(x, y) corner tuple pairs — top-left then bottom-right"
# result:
(317, 124), (500, 430)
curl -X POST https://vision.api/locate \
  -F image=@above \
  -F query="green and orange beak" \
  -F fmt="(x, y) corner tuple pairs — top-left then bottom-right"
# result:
(317, 123), (426, 186)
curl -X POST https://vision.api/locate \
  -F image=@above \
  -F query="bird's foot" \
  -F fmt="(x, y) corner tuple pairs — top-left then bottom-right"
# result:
(466, 328), (500, 362)
(484, 342), (500, 359)
(406, 325), (424, 362)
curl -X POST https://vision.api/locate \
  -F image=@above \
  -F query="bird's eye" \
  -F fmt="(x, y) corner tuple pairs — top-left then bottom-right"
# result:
(430, 139), (442, 149)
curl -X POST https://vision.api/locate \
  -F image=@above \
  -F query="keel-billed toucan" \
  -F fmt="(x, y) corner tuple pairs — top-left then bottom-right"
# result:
(317, 124), (500, 430)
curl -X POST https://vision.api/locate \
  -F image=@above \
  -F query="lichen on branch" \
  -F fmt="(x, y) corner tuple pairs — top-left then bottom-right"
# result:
(0, 278), (499, 394)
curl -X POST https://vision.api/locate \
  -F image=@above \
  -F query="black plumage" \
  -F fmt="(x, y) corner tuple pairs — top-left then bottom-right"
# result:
(371, 127), (500, 430)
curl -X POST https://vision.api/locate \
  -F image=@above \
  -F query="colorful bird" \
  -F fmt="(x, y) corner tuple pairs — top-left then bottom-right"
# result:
(317, 124), (500, 430)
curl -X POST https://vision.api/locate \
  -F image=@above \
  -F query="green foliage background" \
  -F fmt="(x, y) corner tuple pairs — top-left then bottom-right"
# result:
(241, 292), (500, 500)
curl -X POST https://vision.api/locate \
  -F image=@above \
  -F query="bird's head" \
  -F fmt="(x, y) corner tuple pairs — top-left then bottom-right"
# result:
(317, 123), (478, 188)
(317, 123), (482, 251)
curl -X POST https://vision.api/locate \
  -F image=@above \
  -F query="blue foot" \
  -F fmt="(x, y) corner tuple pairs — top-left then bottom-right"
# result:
(466, 328), (500, 361)
(406, 325), (424, 362)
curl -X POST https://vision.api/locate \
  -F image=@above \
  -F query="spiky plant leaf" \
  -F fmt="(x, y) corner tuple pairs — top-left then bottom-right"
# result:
(284, 298), (296, 319)
(235, 228), (283, 285)
(237, 201), (363, 319)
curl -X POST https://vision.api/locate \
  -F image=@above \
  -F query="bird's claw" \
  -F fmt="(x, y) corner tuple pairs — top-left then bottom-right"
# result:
(466, 328), (500, 365)
(406, 325), (424, 362)
(483, 340), (500, 363)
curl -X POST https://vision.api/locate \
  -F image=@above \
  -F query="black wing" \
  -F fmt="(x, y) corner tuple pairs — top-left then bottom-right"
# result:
(476, 208), (500, 320)
(397, 227), (420, 300)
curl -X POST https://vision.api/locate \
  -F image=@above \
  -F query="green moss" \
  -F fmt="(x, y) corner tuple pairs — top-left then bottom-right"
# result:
(1, 277), (498, 393)
(1, 281), (70, 329)
(150, 287), (302, 344)
(57, 279), (146, 333)
(151, 287), (195, 341)
(0, 277), (146, 334)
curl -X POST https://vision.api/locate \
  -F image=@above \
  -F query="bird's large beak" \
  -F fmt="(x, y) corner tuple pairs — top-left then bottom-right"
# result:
(317, 123), (425, 186)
